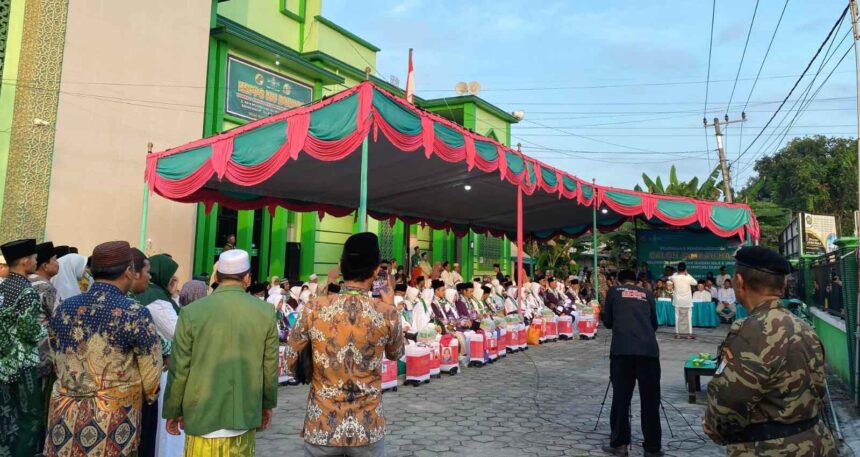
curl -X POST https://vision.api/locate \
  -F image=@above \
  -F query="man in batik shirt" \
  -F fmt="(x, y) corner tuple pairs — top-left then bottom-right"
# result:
(287, 233), (404, 457)
(0, 239), (45, 457)
(45, 241), (162, 457)
(29, 241), (60, 452)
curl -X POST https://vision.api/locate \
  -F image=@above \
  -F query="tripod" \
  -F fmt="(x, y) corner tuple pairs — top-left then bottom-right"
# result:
(593, 377), (674, 438)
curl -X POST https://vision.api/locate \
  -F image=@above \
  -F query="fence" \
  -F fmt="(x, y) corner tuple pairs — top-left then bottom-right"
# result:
(796, 237), (859, 405)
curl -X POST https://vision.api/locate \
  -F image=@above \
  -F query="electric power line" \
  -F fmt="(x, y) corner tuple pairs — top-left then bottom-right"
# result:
(733, 4), (850, 166)
(726, 0), (760, 114)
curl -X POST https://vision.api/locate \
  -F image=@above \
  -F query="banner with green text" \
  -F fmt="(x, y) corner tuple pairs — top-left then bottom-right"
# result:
(636, 229), (740, 279)
(225, 55), (313, 121)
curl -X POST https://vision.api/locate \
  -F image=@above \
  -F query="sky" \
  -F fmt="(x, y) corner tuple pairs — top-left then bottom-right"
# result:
(322, 0), (858, 191)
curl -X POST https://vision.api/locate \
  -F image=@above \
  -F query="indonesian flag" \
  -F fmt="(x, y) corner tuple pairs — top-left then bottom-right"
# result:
(405, 48), (415, 104)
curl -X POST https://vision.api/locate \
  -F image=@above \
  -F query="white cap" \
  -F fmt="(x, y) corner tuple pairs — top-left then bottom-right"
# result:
(309, 274), (318, 281)
(217, 249), (250, 274)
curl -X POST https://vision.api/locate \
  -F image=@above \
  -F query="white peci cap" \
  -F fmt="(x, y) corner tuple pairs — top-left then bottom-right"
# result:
(217, 249), (250, 274)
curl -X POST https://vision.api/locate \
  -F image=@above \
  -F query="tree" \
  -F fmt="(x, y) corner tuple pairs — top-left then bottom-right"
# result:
(635, 165), (724, 200)
(743, 135), (858, 236)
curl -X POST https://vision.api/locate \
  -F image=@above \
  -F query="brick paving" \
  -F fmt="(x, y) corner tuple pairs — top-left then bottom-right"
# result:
(257, 325), (858, 457)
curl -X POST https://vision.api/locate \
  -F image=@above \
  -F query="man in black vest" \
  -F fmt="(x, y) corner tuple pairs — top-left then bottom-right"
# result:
(601, 269), (662, 457)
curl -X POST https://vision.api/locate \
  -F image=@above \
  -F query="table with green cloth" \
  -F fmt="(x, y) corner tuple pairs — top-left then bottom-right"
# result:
(735, 303), (748, 319)
(684, 354), (717, 403)
(656, 298), (675, 326)
(692, 300), (719, 328)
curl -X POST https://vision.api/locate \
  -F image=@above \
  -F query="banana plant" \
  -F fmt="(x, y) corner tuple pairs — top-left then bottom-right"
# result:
(635, 165), (725, 200)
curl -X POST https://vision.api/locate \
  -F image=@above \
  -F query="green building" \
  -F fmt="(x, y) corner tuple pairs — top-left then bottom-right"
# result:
(194, 0), (518, 282)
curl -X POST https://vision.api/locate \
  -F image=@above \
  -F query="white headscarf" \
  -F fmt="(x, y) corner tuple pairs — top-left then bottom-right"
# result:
(474, 287), (484, 301)
(531, 283), (542, 295)
(421, 288), (434, 303)
(289, 286), (302, 301)
(444, 288), (457, 303)
(308, 282), (319, 296)
(406, 286), (419, 302)
(300, 290), (311, 303)
(53, 254), (87, 302)
(506, 287), (518, 299)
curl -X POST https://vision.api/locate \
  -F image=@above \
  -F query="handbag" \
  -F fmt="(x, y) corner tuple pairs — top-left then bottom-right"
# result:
(293, 340), (313, 385)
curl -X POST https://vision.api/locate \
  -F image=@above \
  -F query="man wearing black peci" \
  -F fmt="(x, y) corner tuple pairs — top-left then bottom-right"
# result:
(601, 269), (662, 457)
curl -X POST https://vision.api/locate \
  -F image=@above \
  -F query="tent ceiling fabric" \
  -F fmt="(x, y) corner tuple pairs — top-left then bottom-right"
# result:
(145, 82), (759, 241)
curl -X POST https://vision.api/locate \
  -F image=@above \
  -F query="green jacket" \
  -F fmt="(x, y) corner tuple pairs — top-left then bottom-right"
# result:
(162, 284), (279, 436)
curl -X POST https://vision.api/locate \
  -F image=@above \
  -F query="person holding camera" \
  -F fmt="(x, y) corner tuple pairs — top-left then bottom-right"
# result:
(287, 232), (404, 457)
(601, 269), (662, 457)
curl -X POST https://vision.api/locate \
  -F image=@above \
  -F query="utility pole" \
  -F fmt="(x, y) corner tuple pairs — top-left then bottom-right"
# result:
(704, 113), (746, 203)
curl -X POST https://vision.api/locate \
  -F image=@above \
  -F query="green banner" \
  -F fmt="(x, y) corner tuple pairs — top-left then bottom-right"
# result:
(636, 229), (740, 279)
(225, 55), (313, 121)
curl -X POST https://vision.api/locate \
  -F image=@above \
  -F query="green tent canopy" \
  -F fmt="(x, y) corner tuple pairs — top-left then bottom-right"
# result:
(145, 82), (759, 242)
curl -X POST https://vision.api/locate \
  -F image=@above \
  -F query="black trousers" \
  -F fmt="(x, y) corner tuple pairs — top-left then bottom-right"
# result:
(138, 398), (158, 457)
(609, 355), (662, 453)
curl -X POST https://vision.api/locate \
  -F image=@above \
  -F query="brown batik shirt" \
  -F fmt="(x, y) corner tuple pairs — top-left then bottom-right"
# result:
(286, 285), (404, 447)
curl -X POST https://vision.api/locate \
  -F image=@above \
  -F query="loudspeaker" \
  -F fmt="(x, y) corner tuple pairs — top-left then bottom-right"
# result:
(285, 242), (301, 283)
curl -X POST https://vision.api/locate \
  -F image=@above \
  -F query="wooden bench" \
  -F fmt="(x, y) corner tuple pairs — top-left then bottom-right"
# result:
(684, 355), (717, 404)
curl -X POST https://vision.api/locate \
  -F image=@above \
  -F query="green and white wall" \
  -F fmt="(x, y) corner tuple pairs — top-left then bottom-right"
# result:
(193, 0), (517, 282)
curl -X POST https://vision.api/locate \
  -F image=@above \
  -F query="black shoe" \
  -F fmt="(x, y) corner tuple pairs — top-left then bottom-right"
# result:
(601, 444), (629, 456)
(643, 451), (665, 457)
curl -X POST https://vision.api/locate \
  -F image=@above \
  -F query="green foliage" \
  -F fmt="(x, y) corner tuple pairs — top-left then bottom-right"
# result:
(743, 135), (858, 236)
(599, 222), (637, 270)
(535, 236), (588, 275)
(638, 165), (724, 200)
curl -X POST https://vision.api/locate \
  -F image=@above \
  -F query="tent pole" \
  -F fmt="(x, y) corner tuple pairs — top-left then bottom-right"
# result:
(358, 135), (368, 232)
(517, 185), (524, 317)
(140, 142), (153, 249)
(592, 178), (598, 302)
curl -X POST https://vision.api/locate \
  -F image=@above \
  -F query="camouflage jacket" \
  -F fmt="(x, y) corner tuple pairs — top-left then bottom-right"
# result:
(704, 299), (837, 456)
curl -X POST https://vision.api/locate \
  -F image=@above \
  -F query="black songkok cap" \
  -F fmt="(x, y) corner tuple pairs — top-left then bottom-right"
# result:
(617, 269), (636, 283)
(341, 232), (380, 271)
(431, 279), (445, 290)
(734, 245), (791, 275)
(69, 247), (79, 254)
(461, 282), (474, 290)
(247, 282), (268, 295)
(36, 242), (55, 266)
(394, 283), (407, 292)
(548, 276), (557, 283)
(455, 282), (468, 292)
(414, 276), (425, 284)
(1, 239), (36, 263)
(54, 245), (71, 259)
(327, 283), (341, 294)
(481, 285), (492, 294)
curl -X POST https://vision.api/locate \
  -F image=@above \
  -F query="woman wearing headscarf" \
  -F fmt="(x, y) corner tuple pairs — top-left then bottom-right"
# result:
(133, 254), (179, 457)
(430, 261), (442, 280)
(52, 253), (87, 303)
(178, 280), (208, 307)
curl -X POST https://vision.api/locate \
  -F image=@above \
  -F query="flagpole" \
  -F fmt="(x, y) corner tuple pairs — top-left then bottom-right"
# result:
(139, 142), (153, 249)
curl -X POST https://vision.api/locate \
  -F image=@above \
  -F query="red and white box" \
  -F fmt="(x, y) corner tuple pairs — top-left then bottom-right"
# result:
(381, 358), (398, 391)
(518, 324), (527, 350)
(439, 334), (459, 374)
(558, 315), (574, 339)
(578, 315), (598, 338)
(469, 332), (485, 366)
(429, 341), (441, 377)
(405, 345), (431, 384)
(545, 316), (558, 341)
(487, 332), (498, 361)
(497, 328), (507, 357)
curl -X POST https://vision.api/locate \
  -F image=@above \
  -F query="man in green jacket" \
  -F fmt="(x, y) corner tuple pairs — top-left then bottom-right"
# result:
(162, 249), (279, 456)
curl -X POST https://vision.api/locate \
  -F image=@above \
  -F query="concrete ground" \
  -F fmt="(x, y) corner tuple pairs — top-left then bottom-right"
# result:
(257, 325), (858, 457)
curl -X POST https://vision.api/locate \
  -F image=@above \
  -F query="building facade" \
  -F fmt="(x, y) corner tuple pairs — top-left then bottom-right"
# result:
(0, 0), (516, 282)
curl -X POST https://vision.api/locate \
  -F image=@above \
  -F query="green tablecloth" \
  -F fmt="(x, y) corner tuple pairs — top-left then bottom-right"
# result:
(692, 301), (719, 328)
(735, 303), (748, 319)
(657, 298), (675, 326)
(684, 354), (717, 370)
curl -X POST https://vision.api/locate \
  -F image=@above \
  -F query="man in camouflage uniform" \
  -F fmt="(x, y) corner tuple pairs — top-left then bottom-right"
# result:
(703, 245), (837, 456)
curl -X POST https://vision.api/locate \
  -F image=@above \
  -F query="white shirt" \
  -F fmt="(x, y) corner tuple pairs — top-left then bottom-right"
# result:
(440, 270), (455, 289)
(669, 273), (698, 308)
(146, 299), (178, 341)
(716, 274), (732, 288)
(451, 271), (463, 286)
(410, 298), (432, 332)
(692, 291), (712, 302)
(717, 287), (736, 305)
